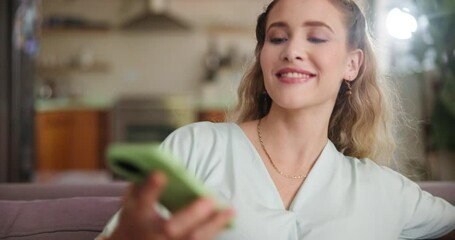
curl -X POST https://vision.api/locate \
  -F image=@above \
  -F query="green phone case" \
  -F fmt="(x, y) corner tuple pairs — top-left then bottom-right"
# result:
(106, 143), (231, 221)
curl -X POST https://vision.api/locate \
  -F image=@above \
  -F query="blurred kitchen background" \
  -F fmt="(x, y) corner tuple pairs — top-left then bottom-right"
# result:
(1, 0), (454, 183)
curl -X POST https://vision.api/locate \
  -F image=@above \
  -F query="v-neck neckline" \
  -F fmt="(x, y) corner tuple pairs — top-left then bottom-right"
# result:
(230, 122), (335, 212)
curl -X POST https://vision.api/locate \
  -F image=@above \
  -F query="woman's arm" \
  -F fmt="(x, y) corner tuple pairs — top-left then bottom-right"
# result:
(102, 172), (234, 240)
(397, 177), (455, 239)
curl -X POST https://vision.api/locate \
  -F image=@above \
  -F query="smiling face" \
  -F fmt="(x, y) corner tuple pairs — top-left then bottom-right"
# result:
(260, 0), (363, 112)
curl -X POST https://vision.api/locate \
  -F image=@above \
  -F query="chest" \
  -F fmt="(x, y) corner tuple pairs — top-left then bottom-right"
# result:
(255, 147), (307, 209)
(216, 200), (391, 240)
(268, 172), (305, 209)
(198, 146), (400, 240)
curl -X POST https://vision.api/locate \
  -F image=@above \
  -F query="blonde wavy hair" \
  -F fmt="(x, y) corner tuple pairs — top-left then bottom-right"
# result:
(230, 0), (397, 163)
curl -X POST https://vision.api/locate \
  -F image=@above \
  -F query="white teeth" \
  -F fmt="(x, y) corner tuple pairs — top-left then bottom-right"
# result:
(280, 72), (310, 79)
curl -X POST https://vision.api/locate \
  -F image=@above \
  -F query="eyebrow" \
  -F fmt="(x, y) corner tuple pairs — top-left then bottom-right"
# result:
(267, 21), (334, 33)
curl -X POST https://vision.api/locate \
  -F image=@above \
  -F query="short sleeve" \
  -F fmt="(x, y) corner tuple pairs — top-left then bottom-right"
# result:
(159, 122), (227, 178)
(398, 176), (455, 239)
(159, 123), (196, 167)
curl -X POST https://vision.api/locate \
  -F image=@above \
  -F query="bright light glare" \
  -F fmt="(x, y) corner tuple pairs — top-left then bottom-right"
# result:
(386, 8), (417, 40)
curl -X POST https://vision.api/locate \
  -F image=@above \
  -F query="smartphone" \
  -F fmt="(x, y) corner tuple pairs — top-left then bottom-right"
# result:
(107, 143), (233, 226)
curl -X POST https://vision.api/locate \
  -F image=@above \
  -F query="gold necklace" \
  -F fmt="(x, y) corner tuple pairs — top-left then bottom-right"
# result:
(257, 119), (307, 180)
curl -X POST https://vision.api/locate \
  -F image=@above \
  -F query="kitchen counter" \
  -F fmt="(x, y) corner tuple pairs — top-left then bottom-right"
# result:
(35, 98), (113, 112)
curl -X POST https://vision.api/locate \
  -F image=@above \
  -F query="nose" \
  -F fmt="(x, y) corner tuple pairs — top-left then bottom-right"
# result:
(281, 39), (304, 62)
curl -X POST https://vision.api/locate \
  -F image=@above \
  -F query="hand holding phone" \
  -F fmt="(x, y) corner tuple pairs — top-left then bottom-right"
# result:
(106, 143), (232, 220)
(107, 171), (234, 240)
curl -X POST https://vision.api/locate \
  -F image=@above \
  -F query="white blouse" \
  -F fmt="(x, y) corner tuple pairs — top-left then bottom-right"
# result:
(101, 122), (455, 240)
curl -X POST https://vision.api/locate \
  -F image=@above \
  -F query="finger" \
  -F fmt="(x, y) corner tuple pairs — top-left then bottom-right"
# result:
(136, 172), (167, 209)
(124, 172), (167, 222)
(163, 198), (216, 239)
(121, 184), (140, 217)
(135, 172), (166, 218)
(189, 208), (235, 240)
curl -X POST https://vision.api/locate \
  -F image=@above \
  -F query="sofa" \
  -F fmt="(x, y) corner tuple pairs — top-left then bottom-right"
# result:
(0, 182), (127, 240)
(0, 181), (454, 240)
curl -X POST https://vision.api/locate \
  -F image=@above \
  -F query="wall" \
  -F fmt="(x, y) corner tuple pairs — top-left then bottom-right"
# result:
(38, 0), (257, 104)
(40, 31), (208, 100)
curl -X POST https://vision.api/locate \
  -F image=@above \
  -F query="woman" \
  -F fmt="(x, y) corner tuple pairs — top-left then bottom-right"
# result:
(100, 0), (455, 239)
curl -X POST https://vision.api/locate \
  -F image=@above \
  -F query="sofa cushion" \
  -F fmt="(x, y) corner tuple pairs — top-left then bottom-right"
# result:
(0, 183), (127, 200)
(0, 197), (121, 240)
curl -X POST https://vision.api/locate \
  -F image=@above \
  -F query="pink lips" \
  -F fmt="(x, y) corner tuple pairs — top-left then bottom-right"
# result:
(275, 67), (316, 84)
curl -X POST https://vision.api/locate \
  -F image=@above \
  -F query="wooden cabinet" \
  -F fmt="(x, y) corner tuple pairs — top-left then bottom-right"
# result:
(197, 109), (226, 123)
(35, 110), (108, 170)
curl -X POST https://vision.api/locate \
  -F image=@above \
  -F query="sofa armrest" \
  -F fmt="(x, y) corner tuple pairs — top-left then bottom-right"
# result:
(418, 181), (455, 205)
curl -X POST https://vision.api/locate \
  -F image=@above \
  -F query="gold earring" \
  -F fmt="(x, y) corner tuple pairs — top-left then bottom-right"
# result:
(345, 80), (352, 97)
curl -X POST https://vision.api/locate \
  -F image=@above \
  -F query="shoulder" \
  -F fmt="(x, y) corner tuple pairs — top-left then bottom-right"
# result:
(159, 121), (237, 169)
(339, 154), (424, 215)
(339, 154), (455, 238)
(323, 141), (414, 190)
(340, 153), (424, 206)
(164, 121), (235, 144)
(343, 155), (391, 177)
(343, 154), (416, 189)
(158, 121), (243, 179)
(176, 121), (234, 134)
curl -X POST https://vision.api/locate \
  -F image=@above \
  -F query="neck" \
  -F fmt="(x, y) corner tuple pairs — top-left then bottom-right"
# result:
(259, 104), (331, 166)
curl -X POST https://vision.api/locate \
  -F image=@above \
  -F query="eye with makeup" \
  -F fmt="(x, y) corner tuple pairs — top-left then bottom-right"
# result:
(307, 29), (329, 44)
(307, 37), (327, 44)
(270, 37), (288, 44)
(267, 30), (288, 45)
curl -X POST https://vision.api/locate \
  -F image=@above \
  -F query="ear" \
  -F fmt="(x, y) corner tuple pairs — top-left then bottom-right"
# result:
(344, 49), (364, 81)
